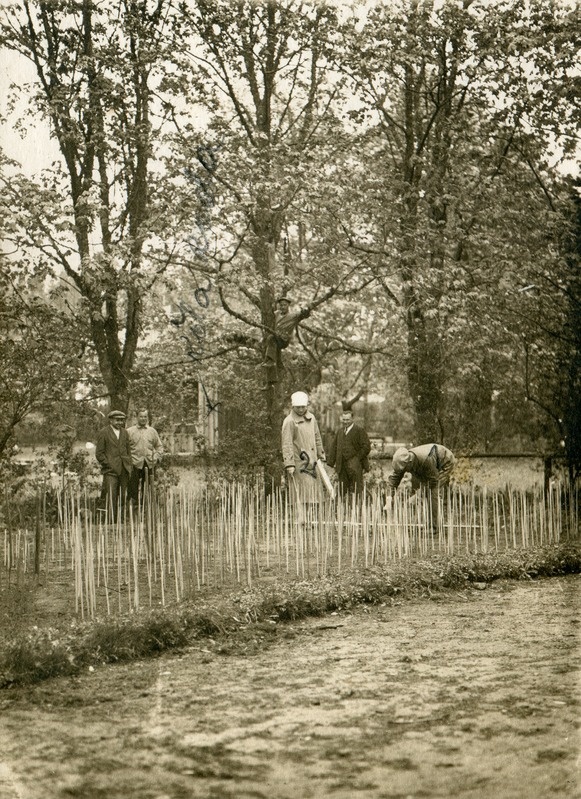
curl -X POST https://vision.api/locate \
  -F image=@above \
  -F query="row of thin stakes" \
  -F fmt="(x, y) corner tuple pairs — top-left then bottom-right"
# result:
(1, 480), (578, 618)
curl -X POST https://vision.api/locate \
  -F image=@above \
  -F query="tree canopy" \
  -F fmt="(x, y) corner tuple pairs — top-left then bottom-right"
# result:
(0, 0), (578, 465)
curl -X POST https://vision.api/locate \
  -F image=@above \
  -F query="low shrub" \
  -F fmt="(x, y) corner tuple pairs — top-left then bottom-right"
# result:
(0, 542), (579, 688)
(0, 627), (75, 685)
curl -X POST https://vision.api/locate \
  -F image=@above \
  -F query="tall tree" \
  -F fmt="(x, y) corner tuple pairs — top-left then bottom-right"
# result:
(0, 0), (188, 411)
(162, 0), (378, 463)
(0, 257), (81, 459)
(340, 0), (579, 448)
(553, 180), (581, 478)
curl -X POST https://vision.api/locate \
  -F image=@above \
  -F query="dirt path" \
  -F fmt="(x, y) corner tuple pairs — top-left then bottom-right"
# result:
(0, 575), (579, 799)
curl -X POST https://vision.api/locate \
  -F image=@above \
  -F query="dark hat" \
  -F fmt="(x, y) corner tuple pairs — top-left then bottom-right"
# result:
(108, 410), (126, 420)
(276, 296), (291, 305)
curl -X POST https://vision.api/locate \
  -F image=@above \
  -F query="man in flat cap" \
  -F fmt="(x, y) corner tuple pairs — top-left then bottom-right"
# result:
(95, 409), (133, 520)
(281, 391), (326, 504)
(388, 443), (456, 535)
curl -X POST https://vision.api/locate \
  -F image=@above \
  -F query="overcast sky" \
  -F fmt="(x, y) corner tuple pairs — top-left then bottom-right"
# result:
(0, 47), (59, 175)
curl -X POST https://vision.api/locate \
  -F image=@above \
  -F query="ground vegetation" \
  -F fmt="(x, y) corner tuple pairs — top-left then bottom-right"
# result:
(1, 542), (579, 688)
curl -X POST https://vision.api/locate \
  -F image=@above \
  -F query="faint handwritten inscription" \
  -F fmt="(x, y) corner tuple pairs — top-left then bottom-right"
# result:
(169, 144), (221, 418)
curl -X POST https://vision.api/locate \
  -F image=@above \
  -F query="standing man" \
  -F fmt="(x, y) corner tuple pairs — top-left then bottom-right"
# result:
(327, 405), (371, 496)
(281, 391), (326, 504)
(387, 443), (456, 534)
(127, 408), (164, 506)
(95, 410), (133, 520)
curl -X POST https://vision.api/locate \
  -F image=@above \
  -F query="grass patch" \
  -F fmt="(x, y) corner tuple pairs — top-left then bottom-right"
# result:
(0, 542), (579, 688)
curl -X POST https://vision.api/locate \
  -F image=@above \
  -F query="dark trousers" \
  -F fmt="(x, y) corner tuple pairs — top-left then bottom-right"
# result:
(99, 470), (130, 521)
(129, 464), (154, 505)
(412, 472), (453, 534)
(338, 457), (364, 496)
(264, 334), (289, 383)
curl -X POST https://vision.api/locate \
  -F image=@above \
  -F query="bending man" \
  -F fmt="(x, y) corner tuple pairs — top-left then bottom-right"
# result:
(388, 443), (456, 534)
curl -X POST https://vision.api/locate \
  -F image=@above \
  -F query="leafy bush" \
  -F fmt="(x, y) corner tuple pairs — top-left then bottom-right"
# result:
(0, 542), (579, 688)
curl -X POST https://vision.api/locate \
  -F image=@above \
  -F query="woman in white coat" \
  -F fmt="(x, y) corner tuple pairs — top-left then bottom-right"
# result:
(281, 391), (326, 505)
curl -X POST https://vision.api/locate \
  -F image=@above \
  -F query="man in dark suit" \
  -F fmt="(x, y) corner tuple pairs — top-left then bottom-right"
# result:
(327, 406), (371, 496)
(95, 409), (133, 520)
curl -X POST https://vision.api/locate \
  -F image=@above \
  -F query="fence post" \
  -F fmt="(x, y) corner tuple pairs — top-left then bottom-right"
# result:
(34, 488), (41, 575)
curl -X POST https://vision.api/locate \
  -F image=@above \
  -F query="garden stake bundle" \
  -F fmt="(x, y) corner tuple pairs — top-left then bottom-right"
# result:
(0, 481), (578, 617)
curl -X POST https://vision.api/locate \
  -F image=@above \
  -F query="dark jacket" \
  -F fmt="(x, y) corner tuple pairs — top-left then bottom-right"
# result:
(327, 424), (371, 474)
(387, 443), (455, 491)
(387, 443), (455, 533)
(95, 425), (133, 477)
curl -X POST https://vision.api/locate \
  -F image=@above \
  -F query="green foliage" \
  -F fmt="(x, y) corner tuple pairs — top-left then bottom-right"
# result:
(559, 181), (581, 478)
(0, 0), (578, 464)
(0, 627), (75, 685)
(0, 446), (102, 529)
(337, 0), (579, 449)
(0, 0), (192, 410)
(81, 612), (193, 661)
(1, 542), (579, 689)
(0, 268), (83, 460)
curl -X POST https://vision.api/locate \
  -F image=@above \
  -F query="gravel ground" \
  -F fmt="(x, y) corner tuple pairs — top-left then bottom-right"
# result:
(0, 574), (579, 799)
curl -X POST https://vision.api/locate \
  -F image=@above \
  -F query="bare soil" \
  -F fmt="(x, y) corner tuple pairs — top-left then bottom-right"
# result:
(0, 575), (579, 799)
